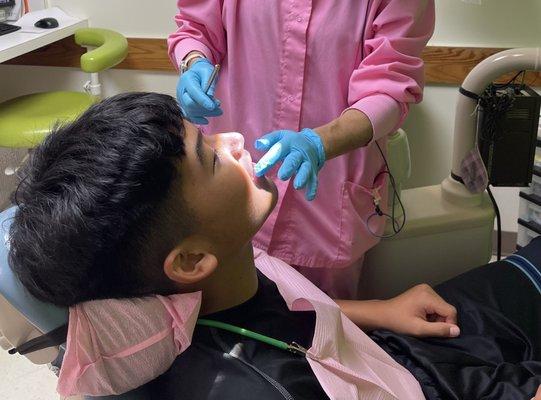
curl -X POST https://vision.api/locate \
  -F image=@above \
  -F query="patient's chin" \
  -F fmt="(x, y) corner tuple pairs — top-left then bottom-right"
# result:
(254, 174), (273, 192)
(256, 176), (277, 205)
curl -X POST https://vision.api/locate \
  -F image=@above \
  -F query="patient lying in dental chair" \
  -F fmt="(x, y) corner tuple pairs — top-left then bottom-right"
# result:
(7, 93), (541, 400)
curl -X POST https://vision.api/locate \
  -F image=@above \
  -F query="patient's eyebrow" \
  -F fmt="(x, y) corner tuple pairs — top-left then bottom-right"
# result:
(196, 129), (205, 167)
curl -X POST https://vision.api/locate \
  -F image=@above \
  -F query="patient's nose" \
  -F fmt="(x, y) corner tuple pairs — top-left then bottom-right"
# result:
(215, 132), (245, 160)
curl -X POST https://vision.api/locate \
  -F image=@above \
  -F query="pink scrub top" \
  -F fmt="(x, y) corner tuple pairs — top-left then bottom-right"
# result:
(168, 0), (435, 269)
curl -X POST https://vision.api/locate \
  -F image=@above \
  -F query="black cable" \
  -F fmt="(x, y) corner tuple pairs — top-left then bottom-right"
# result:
(478, 86), (516, 146)
(477, 71), (523, 147)
(359, 0), (372, 60)
(457, 74), (525, 260)
(493, 70), (525, 89)
(359, 0), (407, 239)
(368, 142), (406, 239)
(486, 186), (501, 261)
(476, 75), (523, 261)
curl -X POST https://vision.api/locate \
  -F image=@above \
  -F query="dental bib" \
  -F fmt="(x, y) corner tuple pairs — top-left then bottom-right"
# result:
(57, 292), (201, 397)
(58, 249), (423, 399)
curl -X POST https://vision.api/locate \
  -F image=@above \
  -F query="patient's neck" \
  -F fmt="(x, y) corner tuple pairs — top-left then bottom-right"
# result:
(198, 243), (258, 316)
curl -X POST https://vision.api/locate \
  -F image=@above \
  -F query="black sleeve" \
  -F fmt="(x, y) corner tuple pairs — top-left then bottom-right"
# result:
(370, 237), (541, 400)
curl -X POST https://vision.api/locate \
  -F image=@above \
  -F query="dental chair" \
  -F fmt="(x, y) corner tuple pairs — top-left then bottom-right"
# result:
(0, 27), (138, 399)
(0, 206), (148, 400)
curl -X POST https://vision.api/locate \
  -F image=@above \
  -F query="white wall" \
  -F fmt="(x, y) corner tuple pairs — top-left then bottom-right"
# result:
(46, 0), (541, 45)
(48, 0), (178, 38)
(1, 0), (540, 229)
(431, 0), (541, 48)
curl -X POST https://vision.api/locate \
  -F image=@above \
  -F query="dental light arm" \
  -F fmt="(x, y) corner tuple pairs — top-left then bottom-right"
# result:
(442, 47), (541, 206)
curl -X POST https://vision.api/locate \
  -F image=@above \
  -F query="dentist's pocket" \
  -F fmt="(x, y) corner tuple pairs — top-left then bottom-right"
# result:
(336, 178), (386, 266)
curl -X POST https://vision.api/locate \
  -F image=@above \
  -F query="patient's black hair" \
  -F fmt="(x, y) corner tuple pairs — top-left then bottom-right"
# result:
(8, 92), (192, 307)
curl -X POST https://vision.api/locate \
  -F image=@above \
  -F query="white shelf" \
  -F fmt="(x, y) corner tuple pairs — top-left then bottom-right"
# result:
(0, 7), (88, 64)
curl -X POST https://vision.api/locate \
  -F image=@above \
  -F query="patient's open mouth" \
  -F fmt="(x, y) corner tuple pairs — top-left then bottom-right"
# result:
(239, 150), (254, 179)
(238, 150), (270, 191)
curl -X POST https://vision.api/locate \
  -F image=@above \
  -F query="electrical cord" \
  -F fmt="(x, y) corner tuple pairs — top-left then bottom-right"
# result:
(493, 70), (526, 89)
(360, 0), (371, 60)
(478, 86), (516, 146)
(359, 0), (407, 239)
(486, 186), (501, 261)
(367, 142), (406, 239)
(477, 73), (524, 261)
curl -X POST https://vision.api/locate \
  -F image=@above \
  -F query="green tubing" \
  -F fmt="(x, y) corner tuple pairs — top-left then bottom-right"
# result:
(74, 28), (128, 73)
(196, 319), (290, 352)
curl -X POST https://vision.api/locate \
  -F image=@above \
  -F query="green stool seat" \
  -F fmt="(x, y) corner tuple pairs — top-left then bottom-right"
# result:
(0, 28), (128, 149)
(0, 92), (97, 148)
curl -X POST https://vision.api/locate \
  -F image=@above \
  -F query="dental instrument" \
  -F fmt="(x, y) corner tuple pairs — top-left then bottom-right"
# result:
(204, 64), (220, 94)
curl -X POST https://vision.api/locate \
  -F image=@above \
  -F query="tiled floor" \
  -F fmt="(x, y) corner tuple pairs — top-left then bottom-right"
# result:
(0, 349), (60, 400)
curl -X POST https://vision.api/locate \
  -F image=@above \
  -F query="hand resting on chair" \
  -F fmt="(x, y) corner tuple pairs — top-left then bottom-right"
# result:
(336, 283), (460, 338)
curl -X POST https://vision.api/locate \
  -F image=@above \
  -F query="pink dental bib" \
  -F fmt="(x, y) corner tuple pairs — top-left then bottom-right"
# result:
(57, 292), (201, 397)
(57, 248), (424, 399)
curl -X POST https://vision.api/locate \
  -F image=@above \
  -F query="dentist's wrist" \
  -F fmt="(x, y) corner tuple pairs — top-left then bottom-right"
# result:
(314, 109), (373, 160)
(300, 128), (326, 169)
(180, 51), (205, 73)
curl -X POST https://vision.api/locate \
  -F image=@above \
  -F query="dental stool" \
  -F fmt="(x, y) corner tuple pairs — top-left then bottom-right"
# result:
(0, 206), (147, 400)
(0, 28), (128, 148)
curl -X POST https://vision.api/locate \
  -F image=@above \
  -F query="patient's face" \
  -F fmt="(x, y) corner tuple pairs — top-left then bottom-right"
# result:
(177, 121), (277, 254)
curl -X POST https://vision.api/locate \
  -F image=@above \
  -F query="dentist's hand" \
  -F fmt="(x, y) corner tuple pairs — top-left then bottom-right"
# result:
(176, 58), (223, 125)
(254, 129), (326, 201)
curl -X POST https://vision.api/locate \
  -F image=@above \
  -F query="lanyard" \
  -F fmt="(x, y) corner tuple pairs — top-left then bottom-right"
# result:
(197, 319), (308, 356)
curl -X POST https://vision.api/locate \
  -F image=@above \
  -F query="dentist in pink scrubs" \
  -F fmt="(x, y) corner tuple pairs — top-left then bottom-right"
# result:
(168, 0), (435, 299)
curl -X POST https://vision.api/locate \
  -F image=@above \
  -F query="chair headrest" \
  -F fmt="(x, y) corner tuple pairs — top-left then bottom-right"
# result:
(0, 206), (68, 333)
(75, 28), (129, 73)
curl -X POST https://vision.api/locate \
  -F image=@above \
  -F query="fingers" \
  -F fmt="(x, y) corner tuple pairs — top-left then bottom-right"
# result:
(201, 107), (224, 117)
(185, 81), (218, 111)
(305, 172), (318, 201)
(254, 131), (285, 152)
(293, 161), (311, 189)
(206, 77), (218, 98)
(176, 81), (184, 106)
(278, 151), (303, 180)
(195, 59), (218, 97)
(180, 92), (223, 122)
(275, 152), (318, 200)
(413, 320), (461, 338)
(254, 131), (289, 176)
(188, 116), (209, 125)
(254, 143), (283, 176)
(277, 157), (317, 200)
(424, 289), (458, 325)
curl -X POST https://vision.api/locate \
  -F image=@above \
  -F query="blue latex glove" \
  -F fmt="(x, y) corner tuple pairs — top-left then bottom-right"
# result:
(176, 58), (223, 125)
(254, 128), (326, 201)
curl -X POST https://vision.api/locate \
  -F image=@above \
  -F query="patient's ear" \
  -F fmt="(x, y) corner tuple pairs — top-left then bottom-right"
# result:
(163, 241), (218, 285)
